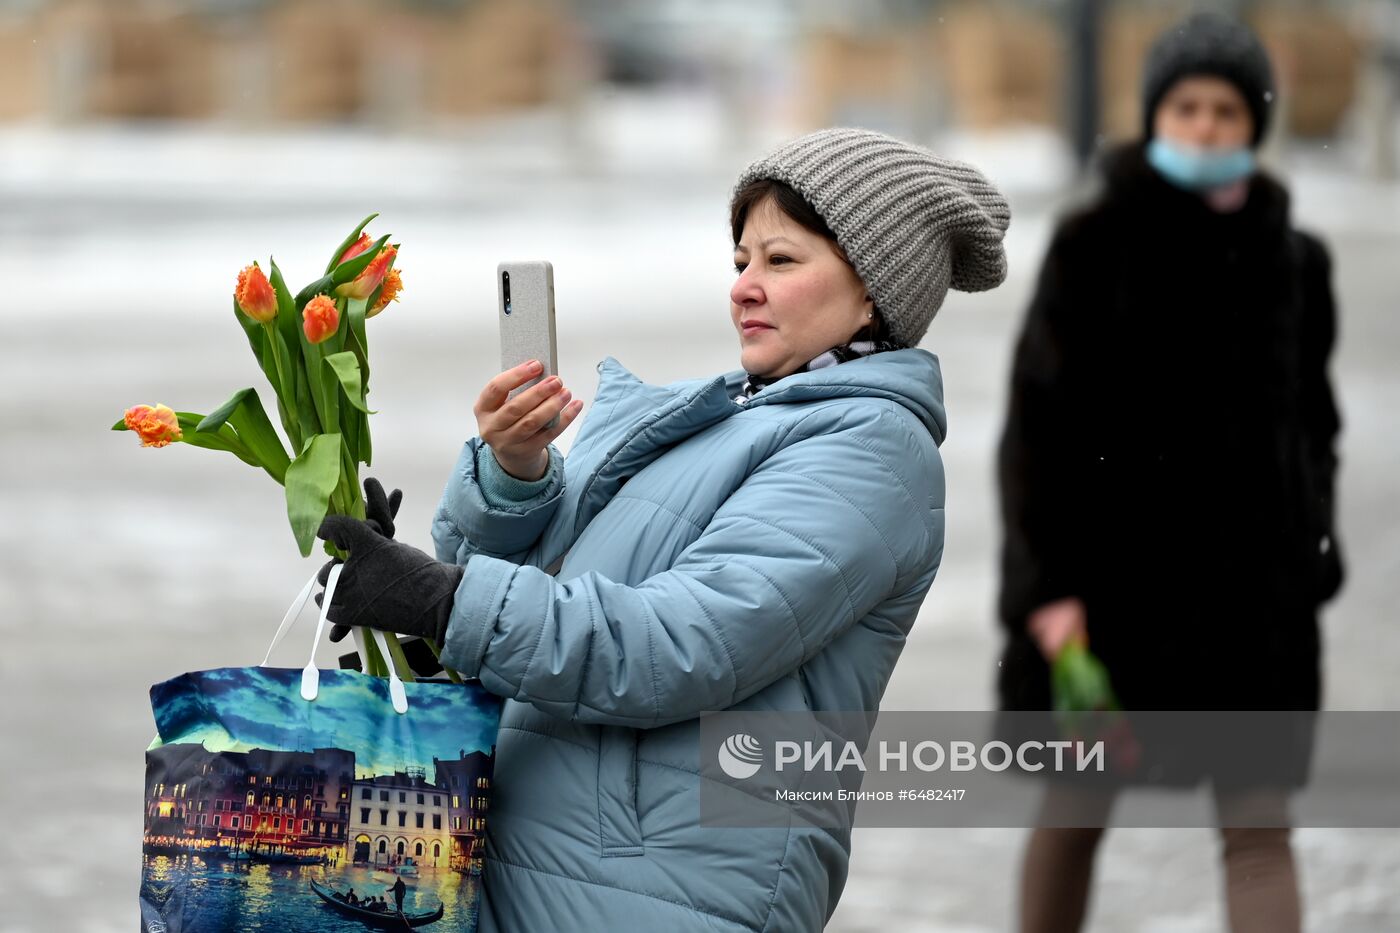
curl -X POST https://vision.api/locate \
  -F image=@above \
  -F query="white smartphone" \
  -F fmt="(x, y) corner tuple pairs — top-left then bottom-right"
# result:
(497, 260), (559, 430)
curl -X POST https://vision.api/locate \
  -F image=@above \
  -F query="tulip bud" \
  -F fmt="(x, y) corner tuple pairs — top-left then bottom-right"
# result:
(367, 268), (402, 319)
(303, 294), (340, 344)
(124, 404), (183, 448)
(235, 263), (278, 324)
(337, 233), (373, 266)
(336, 245), (397, 301)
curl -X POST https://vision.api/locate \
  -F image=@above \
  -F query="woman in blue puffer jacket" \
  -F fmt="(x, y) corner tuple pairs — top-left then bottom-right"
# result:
(317, 128), (1010, 932)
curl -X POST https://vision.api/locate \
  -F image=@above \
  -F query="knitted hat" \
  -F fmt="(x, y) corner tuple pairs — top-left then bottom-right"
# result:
(731, 127), (1011, 348)
(1141, 12), (1275, 147)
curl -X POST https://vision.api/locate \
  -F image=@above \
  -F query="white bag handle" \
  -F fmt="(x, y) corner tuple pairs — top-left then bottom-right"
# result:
(260, 565), (409, 715)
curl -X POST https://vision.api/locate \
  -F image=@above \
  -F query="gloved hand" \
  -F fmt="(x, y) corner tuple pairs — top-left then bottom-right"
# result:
(319, 477), (403, 643)
(314, 512), (464, 646)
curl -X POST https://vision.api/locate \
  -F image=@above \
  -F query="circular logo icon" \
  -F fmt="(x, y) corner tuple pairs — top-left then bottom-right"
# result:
(718, 733), (764, 780)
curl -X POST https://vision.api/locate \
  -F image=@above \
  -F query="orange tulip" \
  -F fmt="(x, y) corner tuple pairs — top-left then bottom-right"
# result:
(336, 245), (397, 301)
(124, 404), (183, 448)
(367, 268), (402, 319)
(302, 294), (340, 344)
(235, 263), (278, 324)
(337, 233), (373, 266)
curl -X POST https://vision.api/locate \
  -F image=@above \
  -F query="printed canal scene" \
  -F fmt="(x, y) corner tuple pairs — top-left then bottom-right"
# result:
(141, 666), (502, 930)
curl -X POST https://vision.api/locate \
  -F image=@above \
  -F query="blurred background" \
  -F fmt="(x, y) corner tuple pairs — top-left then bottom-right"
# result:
(2, 0), (1398, 930)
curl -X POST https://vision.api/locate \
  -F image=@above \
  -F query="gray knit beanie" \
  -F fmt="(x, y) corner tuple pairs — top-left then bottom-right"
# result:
(731, 127), (1011, 348)
(1142, 12), (1275, 147)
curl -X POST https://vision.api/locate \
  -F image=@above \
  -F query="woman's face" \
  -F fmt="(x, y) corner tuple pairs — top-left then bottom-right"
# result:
(730, 197), (874, 380)
(1153, 75), (1255, 150)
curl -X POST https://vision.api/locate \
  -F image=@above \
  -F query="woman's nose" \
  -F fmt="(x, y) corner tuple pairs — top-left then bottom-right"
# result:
(731, 268), (763, 307)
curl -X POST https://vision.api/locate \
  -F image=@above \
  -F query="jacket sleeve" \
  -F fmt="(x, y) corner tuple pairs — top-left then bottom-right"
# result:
(996, 223), (1092, 628)
(431, 437), (565, 567)
(438, 405), (942, 728)
(1295, 231), (1345, 603)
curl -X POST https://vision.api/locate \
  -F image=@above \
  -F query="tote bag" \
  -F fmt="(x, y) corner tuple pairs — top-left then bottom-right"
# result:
(139, 565), (503, 932)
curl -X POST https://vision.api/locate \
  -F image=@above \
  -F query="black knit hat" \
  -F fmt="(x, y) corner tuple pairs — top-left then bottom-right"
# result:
(1141, 12), (1275, 147)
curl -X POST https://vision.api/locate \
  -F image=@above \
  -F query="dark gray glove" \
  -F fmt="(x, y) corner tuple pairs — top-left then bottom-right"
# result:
(321, 477), (403, 643)
(314, 514), (464, 646)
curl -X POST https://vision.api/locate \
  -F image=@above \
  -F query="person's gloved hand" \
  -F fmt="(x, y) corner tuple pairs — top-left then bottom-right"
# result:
(314, 512), (464, 646)
(362, 475), (403, 541)
(320, 478), (404, 643)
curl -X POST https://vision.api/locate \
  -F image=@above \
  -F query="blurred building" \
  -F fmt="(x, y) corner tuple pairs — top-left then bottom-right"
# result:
(0, 0), (589, 124)
(798, 1), (1364, 142)
(0, 0), (1373, 141)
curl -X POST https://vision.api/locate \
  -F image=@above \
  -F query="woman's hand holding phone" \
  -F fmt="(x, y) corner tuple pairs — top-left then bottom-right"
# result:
(475, 360), (584, 480)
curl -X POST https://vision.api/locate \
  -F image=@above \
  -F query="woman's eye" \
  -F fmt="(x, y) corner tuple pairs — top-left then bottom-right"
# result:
(733, 256), (790, 273)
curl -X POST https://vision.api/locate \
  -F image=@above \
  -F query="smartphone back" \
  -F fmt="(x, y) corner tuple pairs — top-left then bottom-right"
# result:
(497, 261), (559, 416)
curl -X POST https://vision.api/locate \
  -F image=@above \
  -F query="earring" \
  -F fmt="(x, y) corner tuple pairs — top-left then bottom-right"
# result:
(866, 311), (873, 319)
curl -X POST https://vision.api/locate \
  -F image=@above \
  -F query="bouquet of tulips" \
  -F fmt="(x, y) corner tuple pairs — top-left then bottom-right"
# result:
(115, 214), (425, 678)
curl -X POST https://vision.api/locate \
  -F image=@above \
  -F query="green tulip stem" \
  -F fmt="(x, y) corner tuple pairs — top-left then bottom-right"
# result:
(260, 320), (295, 446)
(359, 628), (387, 678)
(423, 639), (464, 684)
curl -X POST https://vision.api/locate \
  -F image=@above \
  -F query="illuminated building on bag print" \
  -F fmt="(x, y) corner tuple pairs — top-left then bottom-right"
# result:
(434, 748), (495, 874)
(143, 745), (354, 856)
(144, 742), (497, 874)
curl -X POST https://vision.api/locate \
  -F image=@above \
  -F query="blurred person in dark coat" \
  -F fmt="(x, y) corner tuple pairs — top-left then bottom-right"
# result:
(995, 13), (1343, 933)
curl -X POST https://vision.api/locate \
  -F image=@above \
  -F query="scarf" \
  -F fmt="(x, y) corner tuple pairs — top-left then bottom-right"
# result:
(733, 338), (903, 405)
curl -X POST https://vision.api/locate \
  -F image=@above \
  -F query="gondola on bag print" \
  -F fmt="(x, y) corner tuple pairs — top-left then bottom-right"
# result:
(140, 566), (503, 932)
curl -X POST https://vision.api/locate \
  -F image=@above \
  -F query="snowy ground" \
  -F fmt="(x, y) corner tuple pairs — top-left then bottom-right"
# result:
(2, 107), (1398, 931)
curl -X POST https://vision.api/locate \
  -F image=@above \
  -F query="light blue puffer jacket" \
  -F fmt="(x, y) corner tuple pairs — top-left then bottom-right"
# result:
(433, 348), (947, 932)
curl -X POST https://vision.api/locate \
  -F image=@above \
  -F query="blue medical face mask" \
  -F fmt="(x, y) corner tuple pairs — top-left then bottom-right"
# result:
(1146, 138), (1256, 191)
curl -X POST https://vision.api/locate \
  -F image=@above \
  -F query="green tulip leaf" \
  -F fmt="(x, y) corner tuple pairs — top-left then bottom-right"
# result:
(174, 412), (260, 467)
(196, 388), (291, 484)
(357, 408), (373, 466)
(233, 297), (282, 394)
(294, 274), (334, 312)
(285, 433), (343, 557)
(323, 352), (374, 414)
(346, 296), (370, 384)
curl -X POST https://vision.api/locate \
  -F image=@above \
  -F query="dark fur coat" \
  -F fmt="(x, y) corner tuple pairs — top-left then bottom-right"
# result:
(996, 142), (1343, 712)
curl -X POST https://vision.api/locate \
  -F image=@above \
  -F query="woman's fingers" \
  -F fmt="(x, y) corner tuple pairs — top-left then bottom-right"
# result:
(498, 376), (565, 422)
(538, 398), (586, 444)
(508, 384), (574, 439)
(475, 360), (545, 416)
(483, 377), (575, 435)
(475, 362), (583, 458)
(477, 370), (571, 428)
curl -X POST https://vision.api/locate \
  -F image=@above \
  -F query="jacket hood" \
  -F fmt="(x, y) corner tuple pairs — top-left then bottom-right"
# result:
(539, 349), (944, 558)
(586, 347), (947, 449)
(726, 347), (948, 443)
